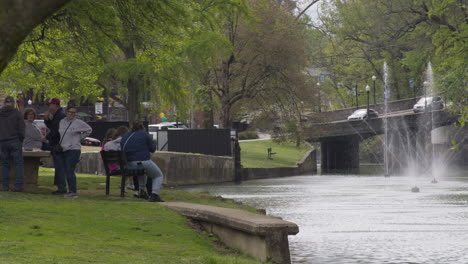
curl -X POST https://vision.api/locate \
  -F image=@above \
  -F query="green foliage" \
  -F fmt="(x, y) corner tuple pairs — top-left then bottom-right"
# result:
(0, 0), (249, 122)
(316, 0), (466, 121)
(0, 18), (106, 101)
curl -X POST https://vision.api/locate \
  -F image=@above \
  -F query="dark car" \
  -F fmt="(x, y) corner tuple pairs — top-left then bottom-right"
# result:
(347, 109), (379, 121)
(81, 137), (101, 146)
(413, 96), (444, 113)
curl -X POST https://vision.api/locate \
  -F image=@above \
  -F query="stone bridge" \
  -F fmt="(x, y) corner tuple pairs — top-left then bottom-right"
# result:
(303, 97), (462, 173)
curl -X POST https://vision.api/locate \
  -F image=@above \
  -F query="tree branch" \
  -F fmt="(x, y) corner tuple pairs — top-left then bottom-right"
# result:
(296, 0), (320, 19)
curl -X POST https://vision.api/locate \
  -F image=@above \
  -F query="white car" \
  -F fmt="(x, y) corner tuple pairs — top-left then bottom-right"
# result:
(347, 109), (379, 121)
(170, 122), (187, 128)
(413, 96), (444, 113)
(148, 123), (176, 140)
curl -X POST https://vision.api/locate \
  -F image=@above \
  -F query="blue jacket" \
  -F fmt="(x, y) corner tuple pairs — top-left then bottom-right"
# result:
(120, 130), (156, 161)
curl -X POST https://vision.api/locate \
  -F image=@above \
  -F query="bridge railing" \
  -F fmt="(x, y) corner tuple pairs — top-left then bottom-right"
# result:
(306, 97), (421, 123)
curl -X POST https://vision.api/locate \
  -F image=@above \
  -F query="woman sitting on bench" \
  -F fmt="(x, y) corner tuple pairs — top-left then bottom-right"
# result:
(120, 121), (164, 203)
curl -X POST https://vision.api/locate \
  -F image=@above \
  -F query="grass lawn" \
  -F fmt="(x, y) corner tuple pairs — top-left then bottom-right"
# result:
(0, 168), (262, 264)
(240, 139), (311, 168)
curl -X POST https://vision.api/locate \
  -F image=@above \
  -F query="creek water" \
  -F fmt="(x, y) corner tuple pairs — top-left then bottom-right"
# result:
(178, 167), (468, 264)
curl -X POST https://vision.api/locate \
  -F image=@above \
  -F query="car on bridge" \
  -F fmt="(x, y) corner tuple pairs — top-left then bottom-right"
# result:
(347, 109), (379, 121)
(413, 96), (444, 113)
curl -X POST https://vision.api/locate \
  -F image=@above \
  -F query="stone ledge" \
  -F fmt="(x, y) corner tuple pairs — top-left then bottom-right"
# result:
(165, 202), (298, 263)
(166, 202), (298, 235)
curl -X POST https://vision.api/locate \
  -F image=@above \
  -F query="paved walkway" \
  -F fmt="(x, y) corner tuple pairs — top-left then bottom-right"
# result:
(239, 132), (271, 142)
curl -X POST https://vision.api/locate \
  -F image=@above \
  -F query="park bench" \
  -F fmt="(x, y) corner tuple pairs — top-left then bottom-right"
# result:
(267, 147), (276, 160)
(100, 150), (146, 197)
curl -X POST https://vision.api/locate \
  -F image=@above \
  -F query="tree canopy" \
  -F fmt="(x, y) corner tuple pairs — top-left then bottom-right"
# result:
(0, 0), (71, 73)
(0, 0), (465, 129)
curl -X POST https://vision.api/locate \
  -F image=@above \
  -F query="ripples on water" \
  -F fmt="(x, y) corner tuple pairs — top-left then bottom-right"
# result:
(180, 171), (468, 264)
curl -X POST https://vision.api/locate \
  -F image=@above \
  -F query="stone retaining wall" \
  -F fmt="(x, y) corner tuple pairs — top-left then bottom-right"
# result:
(42, 148), (316, 185)
(166, 202), (299, 264)
(42, 151), (235, 186)
(154, 152), (234, 186)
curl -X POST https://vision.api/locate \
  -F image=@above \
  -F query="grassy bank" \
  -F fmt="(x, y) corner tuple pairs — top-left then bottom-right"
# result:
(240, 139), (310, 168)
(0, 168), (261, 264)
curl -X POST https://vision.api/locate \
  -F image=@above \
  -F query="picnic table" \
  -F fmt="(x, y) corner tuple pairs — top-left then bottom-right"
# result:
(0, 150), (50, 192)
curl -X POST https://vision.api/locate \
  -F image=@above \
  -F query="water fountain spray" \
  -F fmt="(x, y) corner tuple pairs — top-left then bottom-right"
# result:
(383, 62), (390, 177)
(425, 62), (438, 184)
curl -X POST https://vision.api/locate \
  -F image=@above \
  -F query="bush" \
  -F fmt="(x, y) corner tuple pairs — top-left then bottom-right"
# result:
(238, 130), (259, 140)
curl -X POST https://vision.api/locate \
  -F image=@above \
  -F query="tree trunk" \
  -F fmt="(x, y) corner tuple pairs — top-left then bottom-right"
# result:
(219, 54), (234, 129)
(203, 90), (214, 128)
(221, 101), (231, 129)
(0, 0), (71, 73)
(127, 78), (139, 124)
(122, 44), (139, 124)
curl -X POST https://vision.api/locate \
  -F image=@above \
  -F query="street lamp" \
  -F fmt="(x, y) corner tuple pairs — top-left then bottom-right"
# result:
(27, 99), (32, 105)
(372, 75), (377, 105)
(423, 81), (428, 112)
(316, 82), (321, 112)
(365, 85), (370, 119)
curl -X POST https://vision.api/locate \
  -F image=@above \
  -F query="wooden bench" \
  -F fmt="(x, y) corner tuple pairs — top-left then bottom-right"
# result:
(100, 150), (146, 197)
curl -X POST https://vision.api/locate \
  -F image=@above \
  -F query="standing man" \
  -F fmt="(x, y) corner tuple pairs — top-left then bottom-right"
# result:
(0, 96), (25, 192)
(44, 98), (66, 194)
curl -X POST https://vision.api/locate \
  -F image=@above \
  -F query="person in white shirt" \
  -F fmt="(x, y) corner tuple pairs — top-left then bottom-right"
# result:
(55, 105), (92, 198)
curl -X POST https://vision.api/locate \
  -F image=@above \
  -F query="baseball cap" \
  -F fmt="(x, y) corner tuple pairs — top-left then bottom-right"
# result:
(4, 96), (14, 103)
(46, 98), (61, 105)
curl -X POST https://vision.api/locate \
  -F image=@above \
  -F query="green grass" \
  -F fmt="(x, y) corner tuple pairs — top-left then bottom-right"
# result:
(0, 168), (263, 264)
(240, 140), (311, 168)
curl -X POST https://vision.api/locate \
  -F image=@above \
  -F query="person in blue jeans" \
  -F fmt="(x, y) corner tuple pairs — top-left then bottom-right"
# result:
(55, 105), (92, 198)
(121, 121), (164, 202)
(0, 96), (25, 192)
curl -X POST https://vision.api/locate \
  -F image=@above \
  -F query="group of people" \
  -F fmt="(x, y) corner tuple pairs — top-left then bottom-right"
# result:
(0, 96), (92, 197)
(45, 98), (92, 198)
(1, 96), (164, 202)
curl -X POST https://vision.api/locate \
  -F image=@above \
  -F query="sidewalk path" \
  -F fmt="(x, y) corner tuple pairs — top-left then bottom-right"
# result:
(239, 132), (271, 142)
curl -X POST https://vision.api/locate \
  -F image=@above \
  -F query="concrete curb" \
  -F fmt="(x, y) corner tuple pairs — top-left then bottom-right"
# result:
(165, 202), (298, 264)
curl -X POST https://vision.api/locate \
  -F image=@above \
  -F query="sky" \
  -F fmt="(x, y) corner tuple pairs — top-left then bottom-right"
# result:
(297, 0), (322, 22)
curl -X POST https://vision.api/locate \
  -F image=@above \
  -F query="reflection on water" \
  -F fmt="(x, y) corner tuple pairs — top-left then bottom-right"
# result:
(179, 169), (468, 264)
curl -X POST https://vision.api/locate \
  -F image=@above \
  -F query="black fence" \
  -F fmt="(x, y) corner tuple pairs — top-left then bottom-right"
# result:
(158, 129), (232, 156)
